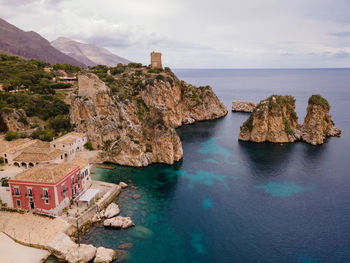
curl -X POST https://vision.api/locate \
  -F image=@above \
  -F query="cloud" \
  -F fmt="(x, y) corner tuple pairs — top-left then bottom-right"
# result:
(1, 0), (350, 68)
(330, 31), (350, 38)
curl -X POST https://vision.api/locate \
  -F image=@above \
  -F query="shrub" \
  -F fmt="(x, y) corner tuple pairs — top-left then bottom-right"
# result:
(84, 141), (94, 151)
(39, 129), (54, 141)
(145, 144), (152, 153)
(0, 177), (9, 186)
(240, 114), (254, 133)
(18, 116), (28, 125)
(4, 131), (19, 141)
(0, 157), (4, 166)
(156, 74), (165, 81)
(128, 62), (143, 68)
(308, 94), (330, 110)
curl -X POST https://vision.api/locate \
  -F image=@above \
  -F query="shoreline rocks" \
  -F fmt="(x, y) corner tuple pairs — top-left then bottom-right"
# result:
(238, 94), (341, 145)
(93, 247), (117, 263)
(104, 203), (120, 219)
(232, 101), (256, 113)
(103, 216), (135, 229)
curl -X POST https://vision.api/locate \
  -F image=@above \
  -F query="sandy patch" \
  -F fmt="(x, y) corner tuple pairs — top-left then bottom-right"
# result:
(0, 232), (50, 263)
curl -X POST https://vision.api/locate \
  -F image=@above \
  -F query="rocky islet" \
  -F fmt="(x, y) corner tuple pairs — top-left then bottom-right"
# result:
(238, 94), (341, 145)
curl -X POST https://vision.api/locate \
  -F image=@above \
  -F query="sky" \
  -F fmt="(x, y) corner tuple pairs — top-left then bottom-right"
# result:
(1, 0), (350, 68)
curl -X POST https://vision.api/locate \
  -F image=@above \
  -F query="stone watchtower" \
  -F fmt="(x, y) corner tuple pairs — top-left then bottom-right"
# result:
(150, 52), (162, 69)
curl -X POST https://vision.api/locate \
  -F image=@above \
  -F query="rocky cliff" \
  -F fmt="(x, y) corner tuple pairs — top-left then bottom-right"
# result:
(70, 66), (227, 166)
(239, 94), (341, 145)
(0, 109), (30, 133)
(239, 95), (298, 143)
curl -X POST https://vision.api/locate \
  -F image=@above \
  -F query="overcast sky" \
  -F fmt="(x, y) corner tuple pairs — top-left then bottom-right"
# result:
(1, 0), (350, 68)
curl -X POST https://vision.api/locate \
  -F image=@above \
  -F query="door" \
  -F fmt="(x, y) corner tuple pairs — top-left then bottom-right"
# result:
(29, 199), (34, 209)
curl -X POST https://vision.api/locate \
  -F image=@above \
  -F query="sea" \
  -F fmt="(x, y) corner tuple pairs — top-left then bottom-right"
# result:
(55, 69), (350, 263)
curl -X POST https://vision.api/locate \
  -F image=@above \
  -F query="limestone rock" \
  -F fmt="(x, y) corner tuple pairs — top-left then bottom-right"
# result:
(103, 216), (135, 229)
(299, 95), (341, 145)
(48, 233), (76, 260)
(119, 182), (128, 188)
(70, 69), (227, 167)
(239, 95), (298, 143)
(232, 101), (256, 112)
(0, 108), (29, 133)
(104, 203), (120, 218)
(238, 94), (341, 145)
(93, 247), (117, 263)
(65, 244), (96, 263)
(48, 233), (97, 263)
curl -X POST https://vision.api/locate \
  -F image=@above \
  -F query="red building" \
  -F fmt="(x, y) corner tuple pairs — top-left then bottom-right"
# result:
(8, 158), (89, 216)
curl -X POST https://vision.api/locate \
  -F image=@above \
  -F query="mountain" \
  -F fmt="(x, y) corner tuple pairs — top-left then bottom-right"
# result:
(51, 37), (130, 67)
(0, 18), (84, 67)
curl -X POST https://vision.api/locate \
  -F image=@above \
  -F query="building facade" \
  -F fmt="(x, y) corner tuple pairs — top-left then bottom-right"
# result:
(8, 158), (90, 216)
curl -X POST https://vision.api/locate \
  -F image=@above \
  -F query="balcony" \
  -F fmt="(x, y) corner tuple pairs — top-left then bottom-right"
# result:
(25, 193), (34, 198)
(41, 194), (50, 199)
(12, 191), (20, 197)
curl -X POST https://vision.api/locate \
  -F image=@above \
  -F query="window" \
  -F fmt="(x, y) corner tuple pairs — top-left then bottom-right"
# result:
(4, 153), (7, 157)
(71, 177), (74, 185)
(78, 184), (80, 189)
(16, 199), (21, 207)
(14, 187), (20, 195)
(45, 199), (49, 204)
(43, 189), (48, 198)
(27, 188), (32, 196)
(53, 144), (56, 148)
(62, 184), (66, 194)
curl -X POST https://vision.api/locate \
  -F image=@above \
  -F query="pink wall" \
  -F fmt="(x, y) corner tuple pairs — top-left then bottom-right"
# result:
(9, 166), (83, 213)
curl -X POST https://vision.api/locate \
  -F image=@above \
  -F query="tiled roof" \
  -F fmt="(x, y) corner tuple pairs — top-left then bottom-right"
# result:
(13, 149), (64, 162)
(11, 162), (79, 183)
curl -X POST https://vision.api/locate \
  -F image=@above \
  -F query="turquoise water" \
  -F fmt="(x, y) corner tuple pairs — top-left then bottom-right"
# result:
(80, 69), (350, 263)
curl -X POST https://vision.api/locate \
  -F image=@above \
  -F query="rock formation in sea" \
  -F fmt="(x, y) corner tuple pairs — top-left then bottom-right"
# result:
(238, 94), (341, 145)
(239, 95), (298, 143)
(70, 66), (227, 167)
(232, 101), (256, 112)
(297, 94), (341, 145)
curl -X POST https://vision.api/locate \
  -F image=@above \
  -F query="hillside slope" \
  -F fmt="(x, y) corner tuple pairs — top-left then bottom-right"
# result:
(0, 18), (84, 67)
(51, 37), (130, 67)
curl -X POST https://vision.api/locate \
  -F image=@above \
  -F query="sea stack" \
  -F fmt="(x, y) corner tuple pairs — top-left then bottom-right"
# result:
(238, 94), (341, 145)
(299, 95), (341, 145)
(239, 95), (298, 143)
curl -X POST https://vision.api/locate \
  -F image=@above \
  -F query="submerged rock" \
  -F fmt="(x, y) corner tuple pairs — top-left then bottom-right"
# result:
(104, 203), (120, 219)
(117, 243), (133, 249)
(130, 225), (153, 239)
(232, 101), (256, 112)
(238, 94), (341, 145)
(103, 216), (135, 229)
(239, 95), (298, 143)
(70, 68), (227, 167)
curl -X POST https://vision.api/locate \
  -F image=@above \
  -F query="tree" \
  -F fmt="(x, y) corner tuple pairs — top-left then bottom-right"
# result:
(4, 131), (19, 141)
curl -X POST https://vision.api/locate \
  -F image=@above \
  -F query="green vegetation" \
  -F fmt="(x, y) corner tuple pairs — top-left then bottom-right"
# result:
(308, 94), (330, 110)
(4, 131), (19, 141)
(53, 63), (82, 74)
(50, 83), (72, 89)
(0, 54), (73, 139)
(0, 177), (9, 187)
(145, 144), (153, 153)
(0, 157), (4, 166)
(84, 141), (94, 151)
(240, 114), (254, 133)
